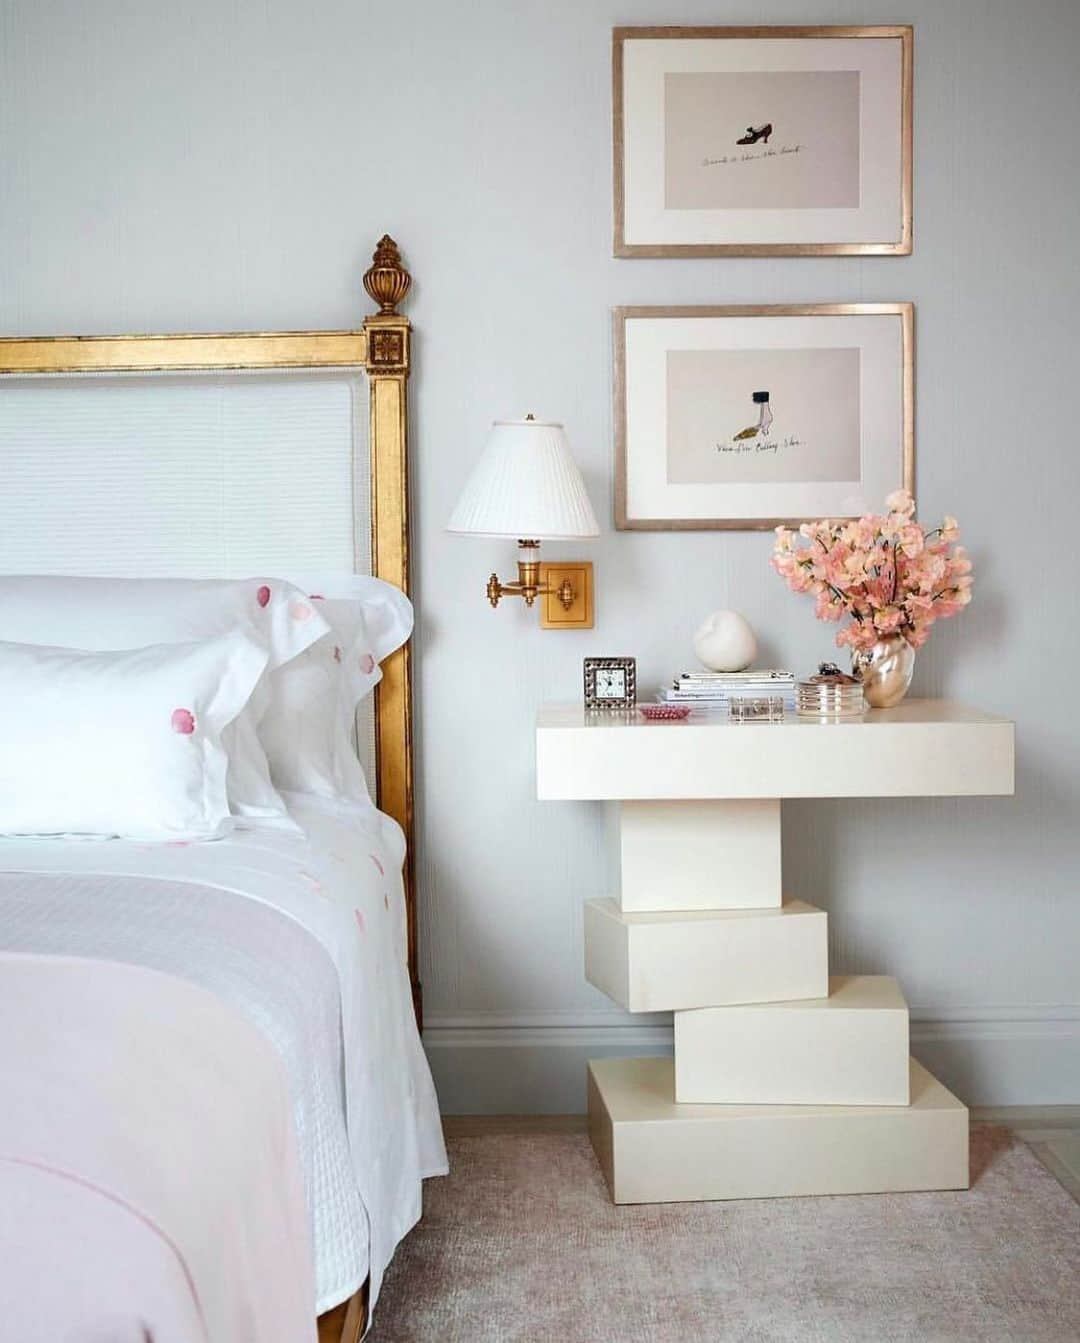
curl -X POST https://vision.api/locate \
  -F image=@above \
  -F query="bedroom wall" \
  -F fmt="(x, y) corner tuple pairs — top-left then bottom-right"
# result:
(2, 0), (1078, 1110)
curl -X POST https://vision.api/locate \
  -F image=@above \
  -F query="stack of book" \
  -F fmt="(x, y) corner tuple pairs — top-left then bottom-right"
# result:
(657, 669), (797, 714)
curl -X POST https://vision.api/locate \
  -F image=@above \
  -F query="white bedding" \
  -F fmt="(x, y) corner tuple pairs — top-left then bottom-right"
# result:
(1, 953), (317, 1343)
(0, 796), (446, 1315)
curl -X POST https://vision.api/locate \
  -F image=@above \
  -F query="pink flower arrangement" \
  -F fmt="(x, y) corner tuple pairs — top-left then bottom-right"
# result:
(770, 490), (972, 653)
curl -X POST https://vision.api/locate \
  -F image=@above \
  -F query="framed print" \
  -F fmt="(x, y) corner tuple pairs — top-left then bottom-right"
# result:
(613, 26), (912, 256)
(614, 304), (913, 531)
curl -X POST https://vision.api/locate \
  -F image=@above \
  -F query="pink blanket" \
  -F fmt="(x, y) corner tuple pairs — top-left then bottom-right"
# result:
(0, 953), (316, 1342)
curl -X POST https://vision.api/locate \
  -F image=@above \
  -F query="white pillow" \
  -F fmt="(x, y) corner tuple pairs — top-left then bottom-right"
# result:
(259, 573), (413, 802)
(0, 575), (330, 825)
(0, 633), (267, 840)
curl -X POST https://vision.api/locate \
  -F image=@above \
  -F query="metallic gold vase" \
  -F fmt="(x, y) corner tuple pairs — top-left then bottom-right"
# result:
(851, 634), (915, 708)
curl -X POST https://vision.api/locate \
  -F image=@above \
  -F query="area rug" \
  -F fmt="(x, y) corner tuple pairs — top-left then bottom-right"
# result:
(368, 1127), (1080, 1342)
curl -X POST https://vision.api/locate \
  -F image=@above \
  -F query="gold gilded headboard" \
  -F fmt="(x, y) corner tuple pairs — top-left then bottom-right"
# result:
(0, 235), (421, 1022)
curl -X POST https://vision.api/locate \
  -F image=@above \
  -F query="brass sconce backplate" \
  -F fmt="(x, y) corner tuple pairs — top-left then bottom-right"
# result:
(539, 562), (594, 629)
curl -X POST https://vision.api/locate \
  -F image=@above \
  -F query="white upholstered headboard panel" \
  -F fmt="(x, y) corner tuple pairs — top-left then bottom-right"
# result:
(0, 367), (377, 774)
(0, 369), (369, 576)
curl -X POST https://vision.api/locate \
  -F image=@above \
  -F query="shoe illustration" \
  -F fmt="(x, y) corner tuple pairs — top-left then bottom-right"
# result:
(736, 123), (772, 145)
(733, 391), (772, 441)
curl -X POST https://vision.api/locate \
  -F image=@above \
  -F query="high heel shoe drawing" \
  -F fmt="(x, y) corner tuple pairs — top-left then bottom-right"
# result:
(736, 123), (772, 145)
(733, 391), (772, 441)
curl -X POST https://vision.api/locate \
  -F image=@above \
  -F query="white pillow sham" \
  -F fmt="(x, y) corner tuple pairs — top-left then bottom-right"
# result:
(0, 633), (267, 840)
(0, 574), (330, 825)
(259, 573), (413, 802)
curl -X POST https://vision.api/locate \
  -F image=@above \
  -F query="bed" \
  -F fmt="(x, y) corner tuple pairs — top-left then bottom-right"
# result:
(0, 237), (443, 1342)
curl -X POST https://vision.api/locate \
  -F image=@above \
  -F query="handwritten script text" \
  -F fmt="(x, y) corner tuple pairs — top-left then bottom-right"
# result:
(702, 144), (804, 168)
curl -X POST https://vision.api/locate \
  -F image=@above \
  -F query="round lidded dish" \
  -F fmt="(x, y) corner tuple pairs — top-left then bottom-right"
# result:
(797, 663), (865, 719)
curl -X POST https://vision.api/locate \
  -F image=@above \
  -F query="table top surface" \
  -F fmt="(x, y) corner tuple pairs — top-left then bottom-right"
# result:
(537, 698), (1012, 732)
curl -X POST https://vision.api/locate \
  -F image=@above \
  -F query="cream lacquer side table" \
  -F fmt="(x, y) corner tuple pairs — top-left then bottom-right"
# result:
(536, 700), (1015, 1204)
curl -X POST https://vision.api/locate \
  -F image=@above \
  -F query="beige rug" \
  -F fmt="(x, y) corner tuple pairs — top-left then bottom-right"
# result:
(368, 1127), (1080, 1342)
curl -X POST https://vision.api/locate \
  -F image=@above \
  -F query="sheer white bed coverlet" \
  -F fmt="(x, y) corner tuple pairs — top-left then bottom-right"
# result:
(0, 795), (446, 1315)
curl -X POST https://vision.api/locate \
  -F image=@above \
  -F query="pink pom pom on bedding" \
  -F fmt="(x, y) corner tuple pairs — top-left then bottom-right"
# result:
(359, 652), (375, 675)
(171, 708), (196, 735)
(256, 585), (271, 608)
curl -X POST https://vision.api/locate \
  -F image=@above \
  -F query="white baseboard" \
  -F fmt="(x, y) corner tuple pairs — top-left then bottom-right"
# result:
(423, 1007), (1080, 1114)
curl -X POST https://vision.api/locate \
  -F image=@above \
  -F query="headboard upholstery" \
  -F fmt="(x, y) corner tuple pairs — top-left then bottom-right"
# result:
(0, 236), (421, 1021)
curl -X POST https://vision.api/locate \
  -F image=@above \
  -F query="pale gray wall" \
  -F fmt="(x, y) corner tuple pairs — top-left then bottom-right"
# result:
(3, 0), (1078, 1110)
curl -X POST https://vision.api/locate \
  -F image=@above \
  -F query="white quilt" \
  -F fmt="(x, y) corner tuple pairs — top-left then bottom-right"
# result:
(0, 795), (446, 1315)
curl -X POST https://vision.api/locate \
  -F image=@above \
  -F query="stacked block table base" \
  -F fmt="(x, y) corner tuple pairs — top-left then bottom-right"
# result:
(536, 702), (1015, 1206)
(588, 1057), (968, 1205)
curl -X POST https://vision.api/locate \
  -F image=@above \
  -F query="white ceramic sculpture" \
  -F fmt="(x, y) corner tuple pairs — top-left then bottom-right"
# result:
(693, 610), (758, 672)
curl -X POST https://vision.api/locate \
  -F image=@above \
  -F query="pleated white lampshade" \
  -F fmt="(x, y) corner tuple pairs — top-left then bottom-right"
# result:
(446, 418), (600, 540)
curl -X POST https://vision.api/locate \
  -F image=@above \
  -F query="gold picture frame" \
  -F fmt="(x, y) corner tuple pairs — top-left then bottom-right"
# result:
(614, 302), (915, 531)
(613, 25), (913, 257)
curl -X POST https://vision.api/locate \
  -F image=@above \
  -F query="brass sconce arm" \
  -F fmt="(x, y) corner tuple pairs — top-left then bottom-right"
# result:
(486, 540), (575, 610)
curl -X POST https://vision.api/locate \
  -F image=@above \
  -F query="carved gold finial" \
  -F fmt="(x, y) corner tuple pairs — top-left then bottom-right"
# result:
(363, 235), (411, 315)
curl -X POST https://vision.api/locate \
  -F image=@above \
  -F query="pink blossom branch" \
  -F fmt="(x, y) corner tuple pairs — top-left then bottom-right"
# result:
(770, 492), (971, 655)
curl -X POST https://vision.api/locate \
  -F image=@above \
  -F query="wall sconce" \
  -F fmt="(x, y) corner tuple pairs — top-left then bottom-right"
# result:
(447, 415), (599, 627)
